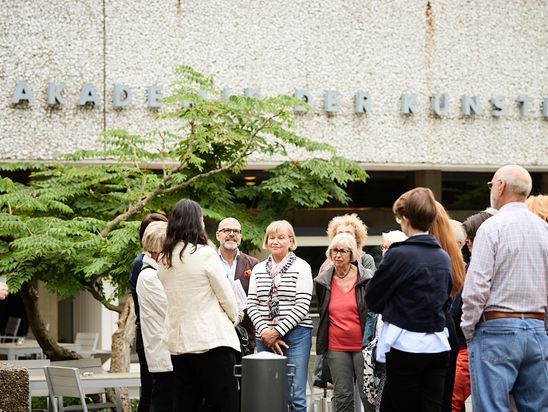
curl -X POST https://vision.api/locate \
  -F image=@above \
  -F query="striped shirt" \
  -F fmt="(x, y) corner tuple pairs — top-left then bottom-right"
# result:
(461, 202), (548, 340)
(247, 256), (313, 337)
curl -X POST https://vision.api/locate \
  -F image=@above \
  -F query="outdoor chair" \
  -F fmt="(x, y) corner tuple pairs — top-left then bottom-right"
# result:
(73, 333), (99, 358)
(44, 366), (117, 412)
(0, 316), (21, 343)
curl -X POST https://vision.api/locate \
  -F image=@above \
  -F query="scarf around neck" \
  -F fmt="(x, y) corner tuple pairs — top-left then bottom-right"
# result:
(266, 252), (297, 322)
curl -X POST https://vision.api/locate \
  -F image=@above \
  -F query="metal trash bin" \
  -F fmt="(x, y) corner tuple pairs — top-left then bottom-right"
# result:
(234, 352), (296, 412)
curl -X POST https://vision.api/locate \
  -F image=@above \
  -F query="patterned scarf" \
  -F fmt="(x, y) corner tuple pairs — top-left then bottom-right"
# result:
(266, 252), (297, 323)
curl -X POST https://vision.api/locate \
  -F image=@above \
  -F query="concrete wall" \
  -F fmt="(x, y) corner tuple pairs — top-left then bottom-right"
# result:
(1, 0), (546, 170)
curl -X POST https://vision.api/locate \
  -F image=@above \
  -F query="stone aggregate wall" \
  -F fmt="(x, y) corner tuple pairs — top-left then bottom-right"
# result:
(0, 0), (546, 169)
(0, 362), (29, 412)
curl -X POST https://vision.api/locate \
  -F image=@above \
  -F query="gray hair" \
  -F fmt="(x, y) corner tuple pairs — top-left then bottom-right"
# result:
(326, 233), (359, 262)
(449, 219), (466, 245)
(381, 230), (407, 244)
(497, 165), (532, 197)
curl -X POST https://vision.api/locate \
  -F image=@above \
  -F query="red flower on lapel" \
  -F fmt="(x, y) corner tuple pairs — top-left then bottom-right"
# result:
(243, 269), (252, 277)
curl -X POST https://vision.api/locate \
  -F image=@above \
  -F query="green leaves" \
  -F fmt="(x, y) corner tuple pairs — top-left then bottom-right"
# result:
(0, 65), (367, 307)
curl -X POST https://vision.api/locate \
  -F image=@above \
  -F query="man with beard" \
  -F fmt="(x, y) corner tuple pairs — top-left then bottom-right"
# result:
(461, 164), (548, 412)
(216, 217), (259, 350)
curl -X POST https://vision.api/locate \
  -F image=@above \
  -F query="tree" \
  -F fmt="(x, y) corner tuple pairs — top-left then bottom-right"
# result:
(0, 65), (367, 402)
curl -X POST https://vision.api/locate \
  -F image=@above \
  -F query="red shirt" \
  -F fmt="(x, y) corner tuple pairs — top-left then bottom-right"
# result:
(327, 278), (362, 351)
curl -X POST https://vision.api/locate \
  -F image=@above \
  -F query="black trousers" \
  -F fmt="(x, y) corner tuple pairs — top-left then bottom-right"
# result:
(171, 346), (239, 412)
(151, 371), (175, 412)
(136, 347), (153, 412)
(381, 349), (449, 412)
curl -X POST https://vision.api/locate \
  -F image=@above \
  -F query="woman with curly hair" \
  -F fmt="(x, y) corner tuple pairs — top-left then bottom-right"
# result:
(319, 213), (376, 273)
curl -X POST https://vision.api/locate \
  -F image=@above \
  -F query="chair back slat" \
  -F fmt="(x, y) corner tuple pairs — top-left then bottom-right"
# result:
(1, 317), (22, 342)
(51, 358), (104, 394)
(74, 332), (99, 357)
(44, 366), (88, 412)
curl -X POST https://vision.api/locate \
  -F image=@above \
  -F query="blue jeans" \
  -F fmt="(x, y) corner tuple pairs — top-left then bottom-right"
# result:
(257, 325), (312, 412)
(468, 318), (548, 412)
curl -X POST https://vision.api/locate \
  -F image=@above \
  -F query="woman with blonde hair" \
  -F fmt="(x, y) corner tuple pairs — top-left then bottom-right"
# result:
(136, 221), (174, 412)
(247, 220), (313, 412)
(526, 194), (548, 222)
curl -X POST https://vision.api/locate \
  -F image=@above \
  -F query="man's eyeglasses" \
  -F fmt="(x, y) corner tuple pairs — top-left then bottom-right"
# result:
(331, 248), (350, 256)
(218, 228), (241, 235)
(487, 179), (502, 189)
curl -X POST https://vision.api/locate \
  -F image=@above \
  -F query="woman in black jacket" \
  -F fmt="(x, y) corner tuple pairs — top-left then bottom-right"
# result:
(365, 187), (452, 412)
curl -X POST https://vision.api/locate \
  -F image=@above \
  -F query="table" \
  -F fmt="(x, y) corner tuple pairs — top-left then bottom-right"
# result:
(30, 371), (141, 411)
(0, 341), (44, 360)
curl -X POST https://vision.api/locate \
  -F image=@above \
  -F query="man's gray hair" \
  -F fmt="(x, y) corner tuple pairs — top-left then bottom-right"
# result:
(498, 165), (532, 197)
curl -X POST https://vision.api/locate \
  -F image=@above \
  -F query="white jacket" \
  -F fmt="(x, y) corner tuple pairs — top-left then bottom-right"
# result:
(158, 243), (240, 354)
(135, 254), (173, 372)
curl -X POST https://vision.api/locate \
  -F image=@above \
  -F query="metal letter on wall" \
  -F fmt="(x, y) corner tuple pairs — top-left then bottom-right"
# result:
(148, 85), (163, 108)
(515, 95), (532, 117)
(490, 95), (507, 117)
(78, 84), (99, 106)
(354, 91), (370, 114)
(431, 94), (449, 117)
(544, 98), (548, 118)
(325, 91), (341, 113)
(12, 81), (34, 104)
(400, 93), (417, 115)
(244, 88), (260, 98)
(461, 95), (480, 116)
(113, 84), (133, 107)
(294, 90), (313, 112)
(47, 83), (65, 106)
(222, 88), (235, 101)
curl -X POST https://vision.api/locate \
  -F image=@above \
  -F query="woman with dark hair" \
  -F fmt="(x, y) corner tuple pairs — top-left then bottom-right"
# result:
(158, 199), (241, 412)
(365, 187), (452, 412)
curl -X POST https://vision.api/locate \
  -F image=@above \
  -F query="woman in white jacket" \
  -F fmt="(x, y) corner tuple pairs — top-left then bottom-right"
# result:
(135, 221), (174, 412)
(158, 199), (240, 412)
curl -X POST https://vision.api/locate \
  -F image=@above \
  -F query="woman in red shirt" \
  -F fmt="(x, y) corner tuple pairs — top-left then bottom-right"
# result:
(315, 233), (372, 412)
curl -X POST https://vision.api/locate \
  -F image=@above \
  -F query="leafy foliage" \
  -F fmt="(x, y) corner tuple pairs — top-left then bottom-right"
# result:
(0, 65), (367, 308)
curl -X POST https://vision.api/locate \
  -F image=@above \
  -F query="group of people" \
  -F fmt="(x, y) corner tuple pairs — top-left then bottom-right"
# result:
(127, 164), (547, 412)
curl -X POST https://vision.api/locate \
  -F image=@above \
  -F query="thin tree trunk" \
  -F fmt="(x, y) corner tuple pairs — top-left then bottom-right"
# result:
(109, 297), (136, 412)
(20, 279), (80, 361)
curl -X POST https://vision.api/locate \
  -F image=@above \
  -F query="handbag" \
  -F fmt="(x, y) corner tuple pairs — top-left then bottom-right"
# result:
(235, 324), (253, 356)
(362, 336), (381, 403)
(312, 353), (332, 388)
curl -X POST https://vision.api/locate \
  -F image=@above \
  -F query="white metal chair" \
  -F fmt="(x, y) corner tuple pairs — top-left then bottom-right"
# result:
(0, 316), (22, 342)
(73, 333), (99, 358)
(44, 366), (117, 412)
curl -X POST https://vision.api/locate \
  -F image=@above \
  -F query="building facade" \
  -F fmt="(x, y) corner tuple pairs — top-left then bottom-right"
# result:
(1, 0), (547, 345)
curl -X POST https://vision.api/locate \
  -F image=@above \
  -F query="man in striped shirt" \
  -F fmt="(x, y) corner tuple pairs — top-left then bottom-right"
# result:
(461, 164), (548, 411)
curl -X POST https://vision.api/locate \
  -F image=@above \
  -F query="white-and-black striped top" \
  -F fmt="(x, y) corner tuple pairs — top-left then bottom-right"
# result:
(247, 256), (313, 337)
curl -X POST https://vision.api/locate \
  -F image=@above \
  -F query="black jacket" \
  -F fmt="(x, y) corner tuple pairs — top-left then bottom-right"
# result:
(365, 234), (452, 333)
(314, 263), (372, 355)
